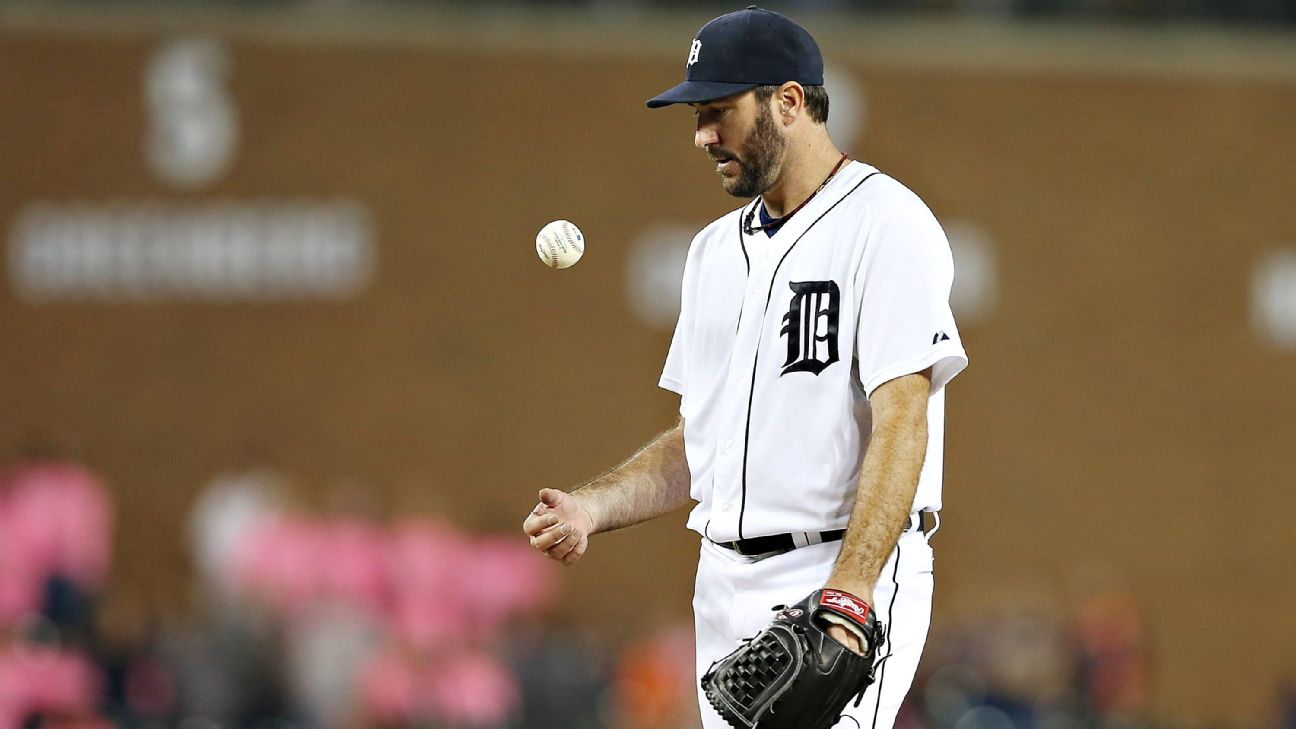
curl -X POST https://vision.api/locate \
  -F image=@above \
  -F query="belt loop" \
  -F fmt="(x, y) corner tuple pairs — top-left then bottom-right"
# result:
(791, 532), (811, 548)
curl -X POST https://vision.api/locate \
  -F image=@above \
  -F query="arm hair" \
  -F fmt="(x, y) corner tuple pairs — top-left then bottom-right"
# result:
(574, 418), (691, 534)
(827, 371), (931, 599)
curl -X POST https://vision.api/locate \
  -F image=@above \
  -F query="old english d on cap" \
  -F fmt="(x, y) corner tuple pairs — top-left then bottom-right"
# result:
(646, 5), (824, 109)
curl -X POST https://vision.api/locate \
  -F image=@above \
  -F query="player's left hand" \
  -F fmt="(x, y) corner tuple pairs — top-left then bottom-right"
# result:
(823, 583), (874, 655)
(827, 624), (866, 655)
(701, 589), (884, 729)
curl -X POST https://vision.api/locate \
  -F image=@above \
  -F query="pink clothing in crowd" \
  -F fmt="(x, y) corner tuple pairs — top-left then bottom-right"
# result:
(229, 509), (553, 726)
(464, 536), (557, 636)
(0, 527), (43, 626)
(0, 646), (102, 728)
(360, 647), (520, 727)
(232, 514), (390, 617)
(386, 519), (476, 650)
(0, 462), (113, 626)
(231, 514), (553, 648)
(232, 514), (329, 616)
(317, 518), (389, 614)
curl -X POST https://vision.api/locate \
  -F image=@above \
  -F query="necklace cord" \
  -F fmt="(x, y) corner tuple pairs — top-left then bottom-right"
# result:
(743, 152), (849, 236)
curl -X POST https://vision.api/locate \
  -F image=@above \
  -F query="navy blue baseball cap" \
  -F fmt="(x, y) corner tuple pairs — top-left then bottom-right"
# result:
(646, 5), (824, 109)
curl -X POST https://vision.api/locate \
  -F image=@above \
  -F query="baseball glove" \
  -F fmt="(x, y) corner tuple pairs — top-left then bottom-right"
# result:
(701, 588), (884, 729)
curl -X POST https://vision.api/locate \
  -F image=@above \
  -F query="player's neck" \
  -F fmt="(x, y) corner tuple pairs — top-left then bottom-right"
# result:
(760, 142), (845, 218)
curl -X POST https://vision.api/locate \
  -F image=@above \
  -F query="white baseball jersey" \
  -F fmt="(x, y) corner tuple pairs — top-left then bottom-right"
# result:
(659, 161), (968, 543)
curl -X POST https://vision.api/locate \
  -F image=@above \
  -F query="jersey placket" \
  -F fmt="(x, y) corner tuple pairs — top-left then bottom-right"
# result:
(709, 228), (793, 541)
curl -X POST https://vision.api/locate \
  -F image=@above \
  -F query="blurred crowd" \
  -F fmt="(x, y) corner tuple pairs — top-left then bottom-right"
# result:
(0, 452), (570, 729)
(2, 451), (1295, 729)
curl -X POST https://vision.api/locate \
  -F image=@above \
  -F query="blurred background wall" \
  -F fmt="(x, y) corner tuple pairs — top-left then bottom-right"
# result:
(1, 3), (1294, 729)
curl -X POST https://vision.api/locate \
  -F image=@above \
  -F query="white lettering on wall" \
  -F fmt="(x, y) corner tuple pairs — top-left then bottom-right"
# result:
(146, 38), (238, 189)
(8, 200), (376, 303)
(1252, 247), (1296, 350)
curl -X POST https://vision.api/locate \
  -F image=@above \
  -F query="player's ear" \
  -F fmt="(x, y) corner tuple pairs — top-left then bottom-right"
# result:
(776, 82), (805, 124)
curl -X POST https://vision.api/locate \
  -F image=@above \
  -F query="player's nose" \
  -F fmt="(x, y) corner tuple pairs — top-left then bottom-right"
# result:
(695, 127), (719, 149)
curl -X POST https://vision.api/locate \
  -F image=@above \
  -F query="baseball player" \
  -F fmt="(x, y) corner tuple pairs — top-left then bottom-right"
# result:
(522, 7), (967, 728)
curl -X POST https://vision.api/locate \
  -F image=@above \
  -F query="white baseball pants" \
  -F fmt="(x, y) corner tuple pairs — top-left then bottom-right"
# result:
(693, 529), (935, 729)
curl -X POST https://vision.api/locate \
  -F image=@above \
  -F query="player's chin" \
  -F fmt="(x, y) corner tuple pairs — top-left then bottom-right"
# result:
(720, 178), (759, 199)
(717, 171), (745, 195)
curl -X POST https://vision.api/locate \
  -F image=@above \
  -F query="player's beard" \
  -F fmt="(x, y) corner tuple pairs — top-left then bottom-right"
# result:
(711, 103), (785, 199)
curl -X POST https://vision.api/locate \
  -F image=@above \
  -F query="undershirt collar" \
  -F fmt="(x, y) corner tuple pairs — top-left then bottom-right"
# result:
(756, 202), (783, 237)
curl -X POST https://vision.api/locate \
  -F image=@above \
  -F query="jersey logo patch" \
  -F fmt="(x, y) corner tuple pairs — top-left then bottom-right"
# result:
(779, 280), (840, 376)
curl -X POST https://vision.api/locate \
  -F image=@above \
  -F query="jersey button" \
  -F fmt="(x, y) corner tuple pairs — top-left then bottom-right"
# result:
(723, 439), (735, 453)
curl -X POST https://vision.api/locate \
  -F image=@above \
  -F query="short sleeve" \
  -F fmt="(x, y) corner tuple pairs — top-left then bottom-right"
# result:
(659, 313), (687, 397)
(854, 186), (968, 398)
(659, 232), (701, 401)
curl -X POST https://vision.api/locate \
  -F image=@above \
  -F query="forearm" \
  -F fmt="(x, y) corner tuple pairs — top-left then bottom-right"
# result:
(573, 420), (691, 534)
(828, 377), (930, 599)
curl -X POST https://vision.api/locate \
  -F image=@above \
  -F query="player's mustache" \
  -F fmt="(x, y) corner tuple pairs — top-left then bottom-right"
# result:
(707, 147), (740, 164)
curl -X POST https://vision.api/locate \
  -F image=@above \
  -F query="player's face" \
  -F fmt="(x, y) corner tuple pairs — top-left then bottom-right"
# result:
(693, 91), (786, 198)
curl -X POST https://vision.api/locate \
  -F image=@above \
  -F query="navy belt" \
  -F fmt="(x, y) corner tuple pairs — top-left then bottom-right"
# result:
(714, 512), (933, 558)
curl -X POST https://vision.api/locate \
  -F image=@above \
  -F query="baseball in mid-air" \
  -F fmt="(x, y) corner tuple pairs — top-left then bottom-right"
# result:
(535, 219), (585, 269)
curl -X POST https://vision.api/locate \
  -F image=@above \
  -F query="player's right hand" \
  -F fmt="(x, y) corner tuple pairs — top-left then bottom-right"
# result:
(522, 488), (595, 566)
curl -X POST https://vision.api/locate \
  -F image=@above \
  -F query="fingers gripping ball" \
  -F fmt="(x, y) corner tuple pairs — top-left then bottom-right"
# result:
(535, 220), (585, 269)
(701, 589), (884, 729)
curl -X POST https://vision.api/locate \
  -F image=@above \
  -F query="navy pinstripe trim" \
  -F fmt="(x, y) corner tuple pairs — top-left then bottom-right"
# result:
(732, 199), (758, 339)
(737, 199), (755, 274)
(736, 171), (881, 539)
(871, 540), (903, 729)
